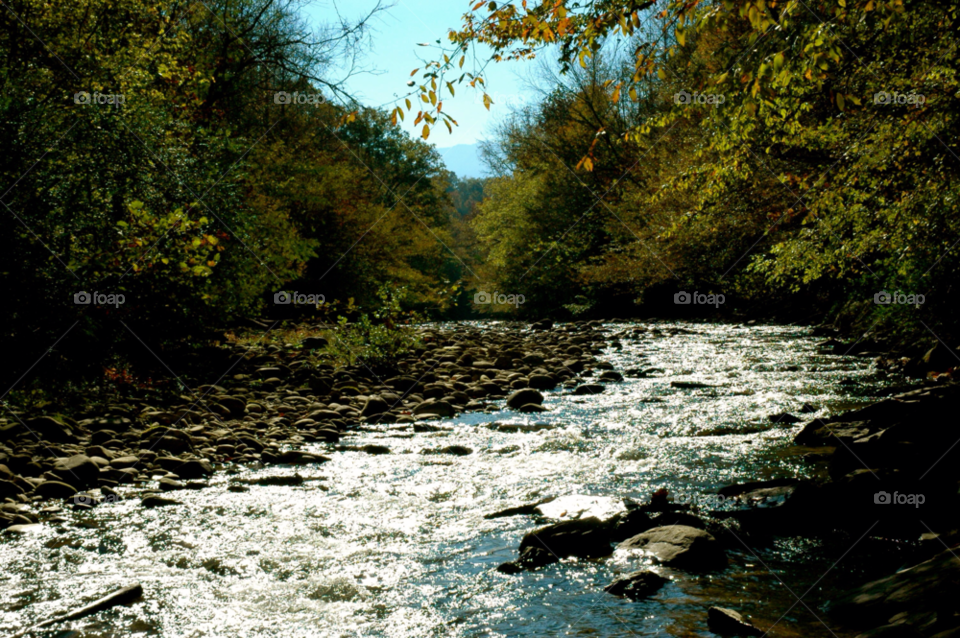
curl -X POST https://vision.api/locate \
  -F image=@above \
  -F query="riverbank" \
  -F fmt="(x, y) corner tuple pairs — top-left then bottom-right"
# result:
(2, 319), (957, 636)
(2, 320), (619, 525)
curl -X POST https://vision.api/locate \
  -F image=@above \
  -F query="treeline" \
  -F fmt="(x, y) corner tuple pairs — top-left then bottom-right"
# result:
(436, 0), (959, 348)
(0, 0), (475, 392)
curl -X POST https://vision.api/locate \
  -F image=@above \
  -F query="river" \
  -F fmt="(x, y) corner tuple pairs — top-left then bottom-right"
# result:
(0, 321), (914, 637)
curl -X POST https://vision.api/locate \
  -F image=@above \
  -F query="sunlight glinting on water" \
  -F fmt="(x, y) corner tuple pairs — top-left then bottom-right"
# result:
(1, 322), (892, 637)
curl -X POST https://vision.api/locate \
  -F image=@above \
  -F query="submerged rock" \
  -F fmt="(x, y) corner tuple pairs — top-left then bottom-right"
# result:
(12, 583), (144, 636)
(141, 495), (180, 508)
(518, 403), (549, 413)
(573, 384), (605, 396)
(485, 496), (557, 519)
(519, 517), (612, 560)
(604, 570), (668, 600)
(671, 381), (715, 389)
(420, 445), (473, 456)
(707, 607), (763, 636)
(497, 546), (558, 574)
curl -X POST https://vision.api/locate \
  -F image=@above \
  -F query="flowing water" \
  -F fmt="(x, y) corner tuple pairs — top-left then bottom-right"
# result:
(1, 322), (914, 637)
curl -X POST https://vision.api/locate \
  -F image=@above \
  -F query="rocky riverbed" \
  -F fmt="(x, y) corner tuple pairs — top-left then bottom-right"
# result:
(1, 319), (958, 637)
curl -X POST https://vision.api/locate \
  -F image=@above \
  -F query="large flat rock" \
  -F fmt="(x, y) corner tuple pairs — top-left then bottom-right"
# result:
(618, 525), (726, 571)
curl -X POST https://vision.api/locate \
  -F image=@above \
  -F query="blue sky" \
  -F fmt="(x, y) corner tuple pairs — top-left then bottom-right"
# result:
(304, 0), (533, 148)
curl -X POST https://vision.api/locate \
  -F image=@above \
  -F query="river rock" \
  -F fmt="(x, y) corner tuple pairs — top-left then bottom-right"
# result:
(50, 454), (100, 489)
(618, 525), (726, 571)
(34, 481), (78, 499)
(518, 403), (548, 413)
(573, 384), (605, 395)
(519, 517), (612, 559)
(421, 445), (473, 456)
(141, 495), (180, 507)
(5, 523), (44, 534)
(171, 459), (213, 479)
(275, 450), (329, 465)
(248, 474), (304, 486)
(413, 399), (456, 417)
(497, 546), (557, 573)
(218, 396), (246, 417)
(159, 478), (186, 491)
(604, 570), (668, 600)
(101, 467), (139, 484)
(0, 479), (25, 499)
(607, 510), (656, 542)
(506, 389), (543, 409)
(707, 607), (763, 636)
(535, 495), (625, 521)
(485, 496), (557, 519)
(648, 511), (708, 530)
(108, 455), (140, 469)
(768, 412), (802, 424)
(488, 422), (556, 433)
(84, 445), (115, 460)
(671, 381), (715, 389)
(562, 359), (585, 373)
(361, 396), (391, 417)
(528, 374), (558, 390)
(24, 416), (77, 442)
(361, 445), (391, 455)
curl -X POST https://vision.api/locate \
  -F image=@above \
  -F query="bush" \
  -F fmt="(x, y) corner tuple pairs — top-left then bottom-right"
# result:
(326, 287), (422, 369)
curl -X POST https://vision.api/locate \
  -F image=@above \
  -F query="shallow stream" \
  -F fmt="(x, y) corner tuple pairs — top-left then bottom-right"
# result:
(1, 322), (911, 637)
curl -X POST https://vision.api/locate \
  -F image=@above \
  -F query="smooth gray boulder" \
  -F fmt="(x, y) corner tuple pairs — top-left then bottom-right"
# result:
(707, 607), (763, 636)
(506, 389), (544, 409)
(604, 570), (668, 600)
(618, 525), (726, 571)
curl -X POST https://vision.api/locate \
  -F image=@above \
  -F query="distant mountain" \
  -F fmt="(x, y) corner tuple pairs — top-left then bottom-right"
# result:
(437, 143), (488, 179)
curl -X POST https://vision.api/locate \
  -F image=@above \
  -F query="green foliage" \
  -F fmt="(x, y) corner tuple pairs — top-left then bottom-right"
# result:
(447, 175), (490, 218)
(0, 0), (461, 395)
(438, 0), (960, 340)
(326, 286), (423, 368)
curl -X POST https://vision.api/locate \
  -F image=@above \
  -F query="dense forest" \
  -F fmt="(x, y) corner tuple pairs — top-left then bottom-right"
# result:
(445, 0), (959, 348)
(0, 0), (476, 394)
(1, 0), (957, 398)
